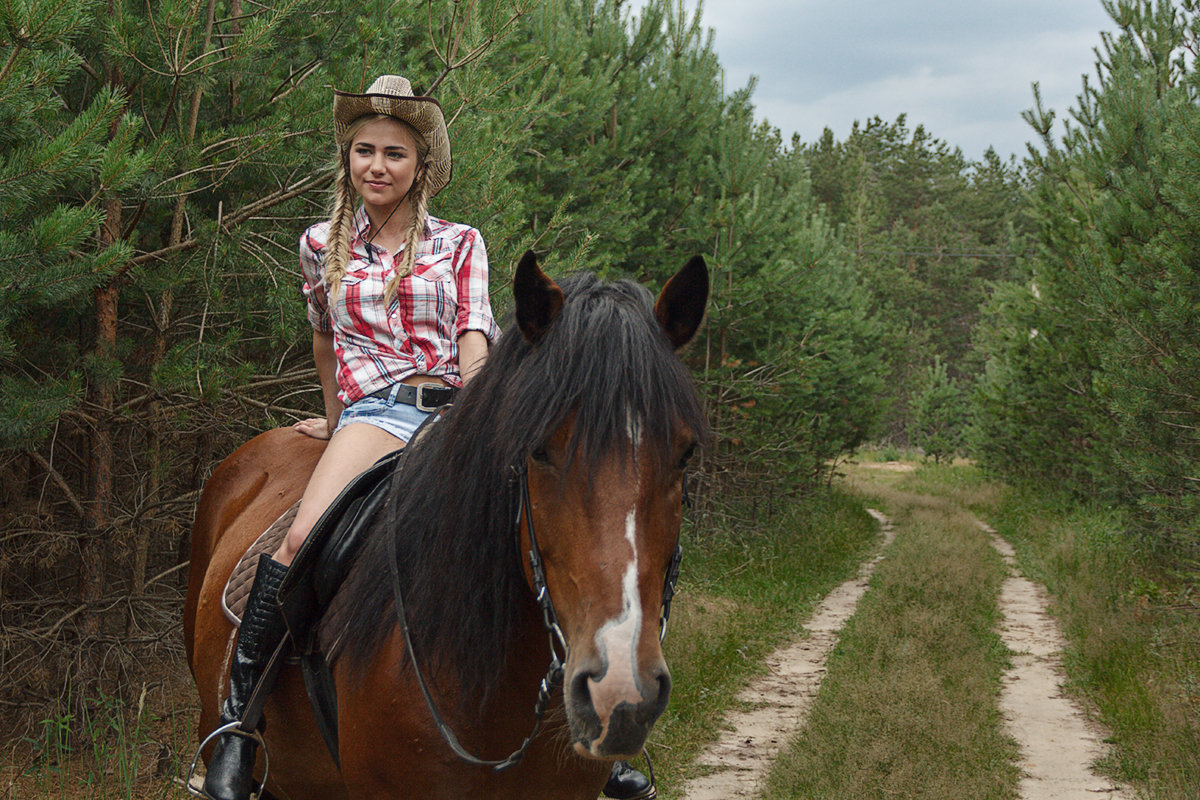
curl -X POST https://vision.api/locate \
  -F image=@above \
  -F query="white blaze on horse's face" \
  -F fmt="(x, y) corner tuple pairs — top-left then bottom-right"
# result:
(587, 416), (646, 727)
(585, 490), (646, 748)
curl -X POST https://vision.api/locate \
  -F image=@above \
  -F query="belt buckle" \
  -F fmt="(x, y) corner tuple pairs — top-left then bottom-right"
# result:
(414, 382), (443, 412)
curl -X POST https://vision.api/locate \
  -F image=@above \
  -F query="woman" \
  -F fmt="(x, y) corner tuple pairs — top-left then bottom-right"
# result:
(200, 75), (499, 800)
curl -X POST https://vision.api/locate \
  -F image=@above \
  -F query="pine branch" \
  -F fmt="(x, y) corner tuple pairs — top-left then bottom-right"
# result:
(145, 560), (190, 589)
(218, 169), (333, 228)
(126, 169), (331, 269)
(0, 42), (23, 86)
(223, 391), (312, 418)
(26, 450), (87, 518)
(427, 1), (534, 95)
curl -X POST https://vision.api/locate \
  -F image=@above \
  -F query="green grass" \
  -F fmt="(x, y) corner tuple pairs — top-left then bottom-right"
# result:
(3, 491), (880, 800)
(761, 469), (1020, 800)
(19, 461), (1194, 799)
(854, 443), (922, 463)
(651, 491), (882, 798)
(2, 682), (194, 800)
(858, 459), (1200, 799)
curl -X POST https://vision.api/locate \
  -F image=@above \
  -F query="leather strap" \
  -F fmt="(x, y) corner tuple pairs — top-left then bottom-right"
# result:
(237, 633), (292, 733)
(381, 445), (687, 772)
(384, 459), (559, 771)
(365, 382), (456, 410)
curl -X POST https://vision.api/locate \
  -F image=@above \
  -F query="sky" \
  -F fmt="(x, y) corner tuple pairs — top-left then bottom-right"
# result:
(675, 0), (1116, 162)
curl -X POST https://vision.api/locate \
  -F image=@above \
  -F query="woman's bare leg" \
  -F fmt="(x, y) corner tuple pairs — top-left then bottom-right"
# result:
(274, 422), (404, 566)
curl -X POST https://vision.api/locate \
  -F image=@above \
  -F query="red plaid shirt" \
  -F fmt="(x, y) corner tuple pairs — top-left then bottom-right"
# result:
(300, 210), (501, 404)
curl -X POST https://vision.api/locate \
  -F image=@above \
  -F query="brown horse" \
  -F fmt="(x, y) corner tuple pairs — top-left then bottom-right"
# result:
(184, 253), (709, 799)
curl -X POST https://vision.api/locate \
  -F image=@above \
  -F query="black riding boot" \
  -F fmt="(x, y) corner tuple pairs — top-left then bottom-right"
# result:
(602, 760), (656, 800)
(201, 555), (290, 800)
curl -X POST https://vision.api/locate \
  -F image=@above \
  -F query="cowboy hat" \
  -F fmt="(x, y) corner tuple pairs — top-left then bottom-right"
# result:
(333, 75), (451, 197)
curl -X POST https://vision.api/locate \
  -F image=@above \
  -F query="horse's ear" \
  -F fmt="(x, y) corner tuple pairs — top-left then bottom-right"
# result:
(655, 255), (709, 350)
(514, 250), (564, 345)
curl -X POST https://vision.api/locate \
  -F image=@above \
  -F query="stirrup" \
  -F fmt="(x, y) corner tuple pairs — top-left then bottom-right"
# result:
(184, 719), (271, 800)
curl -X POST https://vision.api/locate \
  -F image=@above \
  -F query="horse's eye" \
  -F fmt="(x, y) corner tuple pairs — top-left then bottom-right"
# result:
(678, 442), (697, 470)
(530, 445), (551, 464)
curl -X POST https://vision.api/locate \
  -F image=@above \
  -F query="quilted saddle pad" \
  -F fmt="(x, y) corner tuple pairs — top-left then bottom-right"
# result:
(221, 501), (300, 625)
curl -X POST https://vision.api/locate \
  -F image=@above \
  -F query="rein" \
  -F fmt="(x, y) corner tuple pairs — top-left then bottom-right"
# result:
(386, 438), (685, 772)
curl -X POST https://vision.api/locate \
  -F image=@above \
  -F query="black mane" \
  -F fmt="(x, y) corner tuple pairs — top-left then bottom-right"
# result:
(323, 271), (708, 705)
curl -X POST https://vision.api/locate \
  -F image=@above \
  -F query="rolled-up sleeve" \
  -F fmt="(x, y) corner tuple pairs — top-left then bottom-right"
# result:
(300, 226), (333, 333)
(453, 228), (501, 342)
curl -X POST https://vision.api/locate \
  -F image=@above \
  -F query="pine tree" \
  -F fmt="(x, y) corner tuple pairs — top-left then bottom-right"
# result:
(482, 0), (888, 500)
(0, 0), (540, 707)
(0, 0), (896, 721)
(978, 0), (1200, 555)
(912, 357), (965, 463)
(802, 116), (1031, 442)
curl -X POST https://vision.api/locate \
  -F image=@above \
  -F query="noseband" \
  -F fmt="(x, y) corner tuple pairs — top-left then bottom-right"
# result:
(387, 454), (685, 772)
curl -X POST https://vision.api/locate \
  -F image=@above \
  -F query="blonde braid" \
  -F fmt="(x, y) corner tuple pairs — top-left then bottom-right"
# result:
(324, 159), (357, 302)
(383, 166), (430, 304)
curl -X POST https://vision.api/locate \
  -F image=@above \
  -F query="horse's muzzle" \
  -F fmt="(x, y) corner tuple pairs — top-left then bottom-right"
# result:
(566, 659), (671, 758)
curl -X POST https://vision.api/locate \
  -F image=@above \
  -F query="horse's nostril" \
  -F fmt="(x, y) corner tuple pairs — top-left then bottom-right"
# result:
(635, 664), (671, 718)
(570, 668), (594, 703)
(653, 667), (671, 706)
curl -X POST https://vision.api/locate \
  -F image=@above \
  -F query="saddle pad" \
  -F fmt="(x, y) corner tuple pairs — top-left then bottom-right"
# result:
(221, 501), (300, 625)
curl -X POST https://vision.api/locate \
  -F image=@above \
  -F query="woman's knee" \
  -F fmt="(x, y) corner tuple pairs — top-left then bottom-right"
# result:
(277, 515), (315, 566)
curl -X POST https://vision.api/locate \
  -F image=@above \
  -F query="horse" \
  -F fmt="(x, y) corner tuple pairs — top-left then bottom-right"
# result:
(183, 251), (709, 799)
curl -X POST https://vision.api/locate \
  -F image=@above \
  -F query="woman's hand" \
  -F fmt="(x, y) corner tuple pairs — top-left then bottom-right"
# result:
(293, 417), (333, 439)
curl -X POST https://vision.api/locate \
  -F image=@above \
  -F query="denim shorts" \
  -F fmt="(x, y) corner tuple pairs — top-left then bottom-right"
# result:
(333, 394), (431, 443)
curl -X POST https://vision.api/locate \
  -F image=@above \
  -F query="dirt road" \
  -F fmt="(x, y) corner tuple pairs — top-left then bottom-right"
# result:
(676, 498), (1133, 800)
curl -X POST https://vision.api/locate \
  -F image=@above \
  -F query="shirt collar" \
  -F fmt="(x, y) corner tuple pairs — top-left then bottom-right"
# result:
(351, 206), (433, 248)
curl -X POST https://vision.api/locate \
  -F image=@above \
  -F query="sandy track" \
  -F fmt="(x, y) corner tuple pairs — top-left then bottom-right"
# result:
(986, 522), (1134, 800)
(677, 509), (895, 799)
(675, 509), (1133, 800)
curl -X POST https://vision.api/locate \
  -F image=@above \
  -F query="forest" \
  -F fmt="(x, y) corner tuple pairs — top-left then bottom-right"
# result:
(1, 0), (1197, 756)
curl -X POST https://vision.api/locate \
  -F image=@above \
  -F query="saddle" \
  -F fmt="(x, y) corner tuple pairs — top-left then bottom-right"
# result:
(219, 443), (408, 766)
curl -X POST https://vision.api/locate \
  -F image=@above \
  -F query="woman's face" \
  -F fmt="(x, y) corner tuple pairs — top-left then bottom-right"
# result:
(348, 117), (422, 217)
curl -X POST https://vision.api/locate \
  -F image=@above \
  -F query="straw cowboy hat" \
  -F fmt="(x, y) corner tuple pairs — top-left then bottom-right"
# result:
(333, 75), (452, 197)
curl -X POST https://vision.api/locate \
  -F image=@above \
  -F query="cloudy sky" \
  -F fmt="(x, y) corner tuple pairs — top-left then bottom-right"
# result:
(676, 0), (1116, 162)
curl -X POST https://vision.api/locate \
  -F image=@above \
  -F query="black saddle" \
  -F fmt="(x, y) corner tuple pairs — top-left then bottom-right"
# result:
(277, 445), (405, 765)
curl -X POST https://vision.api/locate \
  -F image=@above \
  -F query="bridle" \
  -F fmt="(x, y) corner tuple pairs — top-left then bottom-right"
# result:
(386, 451), (685, 772)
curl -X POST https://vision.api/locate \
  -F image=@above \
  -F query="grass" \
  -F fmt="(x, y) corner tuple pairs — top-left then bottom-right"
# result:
(853, 444), (922, 464)
(760, 462), (1020, 800)
(1, 678), (195, 800)
(650, 491), (882, 798)
(15, 459), (1196, 799)
(853, 459), (1200, 799)
(3, 491), (880, 800)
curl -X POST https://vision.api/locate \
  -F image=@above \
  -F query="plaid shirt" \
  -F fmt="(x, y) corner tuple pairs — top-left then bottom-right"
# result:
(300, 210), (501, 404)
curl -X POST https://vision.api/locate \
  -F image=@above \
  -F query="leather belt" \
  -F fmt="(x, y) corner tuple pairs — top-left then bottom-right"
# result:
(365, 382), (457, 412)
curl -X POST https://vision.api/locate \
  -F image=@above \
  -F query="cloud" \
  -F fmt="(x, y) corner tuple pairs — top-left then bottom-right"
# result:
(678, 0), (1114, 160)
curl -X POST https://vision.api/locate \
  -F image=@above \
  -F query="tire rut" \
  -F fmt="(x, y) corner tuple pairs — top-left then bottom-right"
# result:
(676, 509), (895, 800)
(984, 521), (1134, 800)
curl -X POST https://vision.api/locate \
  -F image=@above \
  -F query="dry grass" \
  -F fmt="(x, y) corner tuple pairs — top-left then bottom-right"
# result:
(0, 662), (197, 800)
(3, 492), (880, 800)
(854, 459), (1200, 799)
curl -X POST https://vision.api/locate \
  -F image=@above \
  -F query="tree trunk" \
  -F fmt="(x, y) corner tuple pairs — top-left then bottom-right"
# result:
(82, 269), (118, 634)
